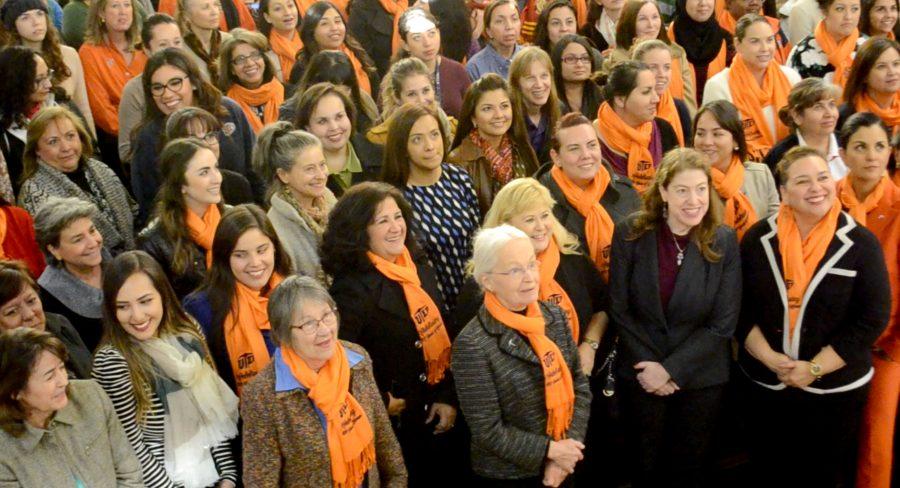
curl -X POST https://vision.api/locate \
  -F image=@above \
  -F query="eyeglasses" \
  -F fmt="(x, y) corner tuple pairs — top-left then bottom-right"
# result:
(231, 51), (263, 67)
(562, 54), (591, 65)
(489, 260), (539, 280)
(34, 69), (55, 88)
(191, 130), (220, 145)
(291, 308), (339, 336)
(150, 76), (189, 97)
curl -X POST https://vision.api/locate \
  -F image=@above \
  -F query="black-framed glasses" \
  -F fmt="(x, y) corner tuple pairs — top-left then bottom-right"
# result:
(34, 69), (55, 88)
(150, 76), (189, 97)
(562, 54), (591, 65)
(291, 308), (339, 336)
(231, 51), (263, 67)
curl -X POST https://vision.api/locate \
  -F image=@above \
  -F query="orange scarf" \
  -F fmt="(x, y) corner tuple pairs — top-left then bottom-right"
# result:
(656, 88), (684, 146)
(550, 165), (615, 281)
(185, 204), (221, 267)
(366, 248), (451, 384)
(854, 92), (900, 131)
(728, 54), (792, 161)
(0, 210), (6, 260)
(269, 30), (303, 77)
(224, 273), (283, 393)
(536, 237), (580, 342)
(227, 79), (285, 134)
(711, 156), (758, 240)
(596, 102), (655, 193)
(838, 174), (891, 226)
(341, 45), (372, 95)
(776, 201), (841, 339)
(484, 292), (574, 440)
(376, 0), (408, 55)
(281, 342), (375, 488)
(814, 20), (859, 89)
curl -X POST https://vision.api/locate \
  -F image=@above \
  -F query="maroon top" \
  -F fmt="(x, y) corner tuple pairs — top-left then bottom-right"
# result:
(1, 205), (46, 277)
(438, 56), (471, 119)
(657, 223), (689, 311)
(600, 120), (664, 180)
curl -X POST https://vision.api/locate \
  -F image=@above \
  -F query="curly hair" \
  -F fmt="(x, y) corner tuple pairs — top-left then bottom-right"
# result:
(0, 47), (67, 132)
(0, 11), (72, 86)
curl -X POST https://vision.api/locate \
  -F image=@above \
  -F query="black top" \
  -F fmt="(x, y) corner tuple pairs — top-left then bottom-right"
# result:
(347, 0), (410, 78)
(39, 289), (104, 353)
(674, 97), (692, 143)
(137, 221), (208, 298)
(46, 312), (93, 378)
(763, 133), (800, 184)
(836, 102), (856, 134)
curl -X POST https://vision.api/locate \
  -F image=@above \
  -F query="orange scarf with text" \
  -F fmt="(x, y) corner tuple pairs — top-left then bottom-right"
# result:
(536, 237), (580, 342)
(656, 88), (684, 146)
(185, 204), (221, 267)
(228, 79), (285, 134)
(814, 20), (859, 89)
(550, 165), (615, 281)
(269, 30), (303, 77)
(711, 156), (758, 240)
(376, 0), (408, 55)
(838, 174), (892, 226)
(484, 292), (574, 440)
(728, 54), (791, 160)
(596, 101), (655, 193)
(776, 201), (841, 339)
(281, 342), (375, 488)
(367, 248), (451, 384)
(341, 45), (372, 95)
(854, 92), (900, 131)
(224, 273), (283, 394)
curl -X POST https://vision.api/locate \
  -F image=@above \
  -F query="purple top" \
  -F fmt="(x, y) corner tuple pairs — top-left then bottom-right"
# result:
(525, 114), (548, 158)
(437, 56), (471, 119)
(600, 120), (664, 180)
(657, 223), (689, 311)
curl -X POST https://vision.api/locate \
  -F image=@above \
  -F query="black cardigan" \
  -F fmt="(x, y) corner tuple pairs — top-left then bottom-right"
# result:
(326, 132), (384, 197)
(347, 0), (409, 78)
(737, 212), (891, 393)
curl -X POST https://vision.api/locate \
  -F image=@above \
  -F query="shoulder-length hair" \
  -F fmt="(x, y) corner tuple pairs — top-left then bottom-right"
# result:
(843, 37), (900, 106)
(616, 0), (670, 51)
(381, 103), (448, 187)
(297, 1), (375, 79)
(257, 0), (302, 37)
(380, 57), (433, 122)
(291, 50), (376, 124)
(22, 106), (94, 182)
(551, 34), (598, 105)
(0, 328), (68, 437)
(217, 28), (278, 91)
(292, 81), (358, 135)
(99, 251), (214, 421)
(628, 148), (724, 262)
(692, 100), (748, 162)
(320, 181), (419, 278)
(533, 0), (578, 52)
(139, 48), (225, 127)
(510, 47), (561, 139)
(0, 15), (72, 85)
(860, 0), (900, 38)
(0, 47), (66, 132)
(84, 0), (141, 47)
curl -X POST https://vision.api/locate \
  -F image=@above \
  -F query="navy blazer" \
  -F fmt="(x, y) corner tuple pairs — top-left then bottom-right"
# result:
(609, 218), (742, 390)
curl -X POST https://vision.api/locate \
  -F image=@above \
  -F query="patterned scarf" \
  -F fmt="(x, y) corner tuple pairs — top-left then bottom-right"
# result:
(469, 129), (514, 185)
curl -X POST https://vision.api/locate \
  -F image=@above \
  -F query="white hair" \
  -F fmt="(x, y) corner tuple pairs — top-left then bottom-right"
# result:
(469, 224), (530, 289)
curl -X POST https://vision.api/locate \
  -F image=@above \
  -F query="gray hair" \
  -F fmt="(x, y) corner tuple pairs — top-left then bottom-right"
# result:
(469, 224), (530, 289)
(267, 275), (337, 346)
(252, 121), (323, 198)
(33, 197), (98, 265)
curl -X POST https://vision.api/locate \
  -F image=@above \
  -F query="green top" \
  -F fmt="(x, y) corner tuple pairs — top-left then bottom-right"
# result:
(333, 143), (362, 190)
(61, 0), (88, 50)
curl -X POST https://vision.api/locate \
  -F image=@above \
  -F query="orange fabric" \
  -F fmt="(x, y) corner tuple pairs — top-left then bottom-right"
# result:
(776, 200), (842, 339)
(281, 342), (376, 488)
(707, 41), (728, 78)
(483, 291), (574, 440)
(227, 79), (286, 134)
(78, 42), (147, 134)
(550, 164), (615, 280)
(669, 55), (686, 101)
(224, 273), (283, 394)
(185, 204), (221, 268)
(727, 54), (792, 161)
(656, 88), (684, 146)
(295, 0), (348, 16)
(341, 45), (372, 95)
(854, 92), (900, 133)
(573, 0), (587, 27)
(814, 20), (859, 89)
(269, 30), (304, 77)
(857, 356), (900, 488)
(366, 247), (451, 384)
(837, 175), (891, 226)
(716, 12), (790, 64)
(158, 0), (256, 30)
(376, 0), (408, 55)
(0, 210), (7, 260)
(596, 101), (655, 193)
(711, 156), (758, 240)
(536, 237), (580, 342)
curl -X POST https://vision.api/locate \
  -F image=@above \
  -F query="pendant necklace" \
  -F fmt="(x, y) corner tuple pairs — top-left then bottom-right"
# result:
(672, 234), (685, 267)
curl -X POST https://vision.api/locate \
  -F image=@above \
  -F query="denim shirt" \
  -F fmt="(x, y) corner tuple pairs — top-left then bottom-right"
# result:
(466, 43), (523, 80)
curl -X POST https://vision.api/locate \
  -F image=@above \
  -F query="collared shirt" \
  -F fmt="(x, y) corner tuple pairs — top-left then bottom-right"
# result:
(525, 114), (548, 157)
(466, 43), (523, 81)
(333, 143), (363, 190)
(797, 132), (848, 180)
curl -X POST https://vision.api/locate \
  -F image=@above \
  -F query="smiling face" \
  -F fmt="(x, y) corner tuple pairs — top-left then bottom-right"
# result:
(0, 285), (45, 331)
(100, 0), (134, 34)
(48, 217), (104, 269)
(793, 96), (839, 137)
(399, 74), (436, 107)
(264, 0), (299, 33)
(640, 46), (672, 96)
(507, 204), (554, 253)
(230, 43), (265, 88)
(518, 59), (552, 109)
(229, 228), (276, 291)
(840, 124), (892, 184)
(865, 47), (900, 96)
(736, 20), (776, 71)
(472, 88), (513, 139)
(547, 6), (577, 46)
(480, 237), (539, 311)
(36, 118), (84, 173)
(31, 55), (52, 106)
(660, 168), (710, 234)
(150, 64), (194, 116)
(289, 299), (338, 369)
(560, 42), (591, 82)
(313, 7), (346, 50)
(403, 26), (441, 64)
(367, 197), (407, 261)
(616, 69), (659, 126)
(185, 0), (221, 30)
(869, 0), (899, 35)
(407, 114), (444, 173)
(693, 111), (736, 170)
(16, 351), (68, 422)
(824, 0), (862, 39)
(551, 123), (603, 187)
(114, 272), (163, 341)
(15, 9), (47, 43)
(685, 0), (715, 22)
(277, 144), (328, 200)
(182, 147), (222, 210)
(779, 155), (836, 220)
(487, 1), (521, 50)
(306, 94), (351, 152)
(634, 1), (663, 41)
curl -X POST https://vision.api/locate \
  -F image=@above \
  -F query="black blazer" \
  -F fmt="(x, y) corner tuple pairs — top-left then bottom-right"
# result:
(330, 251), (458, 416)
(347, 0), (407, 78)
(763, 133), (799, 183)
(737, 212), (891, 393)
(138, 222), (208, 298)
(326, 132), (384, 197)
(608, 218), (742, 390)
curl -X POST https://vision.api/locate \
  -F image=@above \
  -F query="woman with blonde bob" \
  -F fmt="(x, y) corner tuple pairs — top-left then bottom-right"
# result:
(510, 46), (562, 164)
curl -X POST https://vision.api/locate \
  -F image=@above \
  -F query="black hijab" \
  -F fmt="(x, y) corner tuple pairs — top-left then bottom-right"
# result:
(672, 0), (730, 66)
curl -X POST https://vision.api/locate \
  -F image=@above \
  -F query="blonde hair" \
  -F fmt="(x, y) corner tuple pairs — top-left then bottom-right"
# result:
(85, 0), (141, 47)
(22, 106), (94, 182)
(631, 39), (671, 62)
(379, 57), (432, 122)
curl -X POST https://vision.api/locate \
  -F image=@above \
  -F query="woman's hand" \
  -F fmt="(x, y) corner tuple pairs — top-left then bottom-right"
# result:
(387, 392), (406, 417)
(542, 460), (570, 487)
(778, 361), (817, 388)
(577, 342), (597, 376)
(426, 402), (457, 434)
(652, 380), (680, 396)
(634, 361), (671, 393)
(547, 439), (585, 472)
(761, 349), (794, 377)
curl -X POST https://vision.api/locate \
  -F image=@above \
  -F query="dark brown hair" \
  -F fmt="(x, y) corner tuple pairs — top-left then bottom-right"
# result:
(292, 82), (358, 135)
(0, 260), (36, 308)
(381, 103), (447, 187)
(776, 145), (827, 185)
(616, 0), (670, 51)
(692, 100), (748, 162)
(550, 111), (594, 152)
(0, 328), (67, 437)
(777, 77), (841, 130)
(860, 0), (900, 37)
(533, 0), (578, 52)
(296, 1), (375, 83)
(843, 36), (900, 106)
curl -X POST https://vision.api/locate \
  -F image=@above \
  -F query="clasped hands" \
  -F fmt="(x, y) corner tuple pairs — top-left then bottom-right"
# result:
(543, 438), (585, 487)
(634, 361), (679, 396)
(764, 351), (818, 388)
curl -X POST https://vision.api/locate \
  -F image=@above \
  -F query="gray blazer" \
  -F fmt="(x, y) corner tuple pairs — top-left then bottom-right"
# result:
(451, 301), (592, 480)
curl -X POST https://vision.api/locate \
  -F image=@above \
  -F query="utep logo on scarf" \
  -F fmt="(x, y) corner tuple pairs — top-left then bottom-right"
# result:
(415, 305), (443, 340)
(238, 352), (255, 370)
(542, 351), (563, 387)
(547, 293), (563, 307)
(339, 398), (365, 435)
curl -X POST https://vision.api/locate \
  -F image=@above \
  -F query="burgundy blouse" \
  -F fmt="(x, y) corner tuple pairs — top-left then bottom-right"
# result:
(657, 223), (689, 311)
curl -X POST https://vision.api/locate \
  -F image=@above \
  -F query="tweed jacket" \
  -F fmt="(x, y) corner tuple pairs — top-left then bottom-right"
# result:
(451, 301), (592, 480)
(241, 342), (407, 488)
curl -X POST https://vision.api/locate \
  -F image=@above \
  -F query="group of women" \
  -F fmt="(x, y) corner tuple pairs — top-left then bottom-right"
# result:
(0, 0), (898, 486)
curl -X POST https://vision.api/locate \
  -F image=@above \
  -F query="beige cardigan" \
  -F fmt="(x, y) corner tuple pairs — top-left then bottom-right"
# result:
(740, 161), (781, 219)
(60, 44), (96, 136)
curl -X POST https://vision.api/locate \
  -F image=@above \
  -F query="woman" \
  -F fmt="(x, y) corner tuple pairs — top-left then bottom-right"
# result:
(131, 49), (261, 224)
(161, 0), (256, 32)
(452, 224), (592, 486)
(552, 34), (604, 121)
(138, 138), (224, 298)
(93, 251), (239, 488)
(218, 29), (286, 134)
(175, 0), (228, 86)
(595, 60), (680, 194)
(346, 0), (407, 78)
(609, 148), (740, 487)
(321, 182), (463, 486)
(715, 0), (792, 63)
(61, 0), (90, 49)
(394, 8), (471, 119)
(253, 122), (336, 281)
(0, 199), (44, 276)
(381, 103), (480, 308)
(839, 37), (900, 133)
(183, 204), (292, 394)
(533, 0), (582, 55)
(78, 0), (147, 178)
(788, 0), (868, 86)
(739, 145), (891, 487)
(831, 113), (900, 488)
(18, 107), (136, 255)
(0, 260), (91, 378)
(289, 1), (376, 96)
(427, 0), (473, 63)
(583, 0), (624, 52)
(448, 73), (539, 214)
(694, 100), (780, 240)
(703, 14), (802, 161)
(257, 0), (303, 78)
(668, 0), (733, 103)
(0, 328), (142, 487)
(0, 0), (95, 136)
(510, 46), (562, 164)
(242, 275), (408, 487)
(292, 82), (383, 197)
(766, 77), (847, 180)
(632, 40), (692, 145)
(466, 0), (524, 80)
(860, 0), (899, 39)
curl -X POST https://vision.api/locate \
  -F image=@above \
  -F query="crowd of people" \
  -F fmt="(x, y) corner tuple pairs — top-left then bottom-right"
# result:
(0, 0), (898, 486)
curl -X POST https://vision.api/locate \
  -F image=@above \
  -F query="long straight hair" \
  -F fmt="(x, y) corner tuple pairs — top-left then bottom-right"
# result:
(509, 47), (562, 144)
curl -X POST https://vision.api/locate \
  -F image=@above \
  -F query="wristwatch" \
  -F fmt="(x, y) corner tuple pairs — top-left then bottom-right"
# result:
(809, 360), (823, 379)
(583, 338), (599, 351)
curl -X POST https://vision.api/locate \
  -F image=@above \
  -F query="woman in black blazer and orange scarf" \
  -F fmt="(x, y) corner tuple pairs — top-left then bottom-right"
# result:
(609, 147), (741, 488)
(738, 146), (891, 487)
